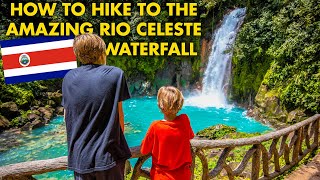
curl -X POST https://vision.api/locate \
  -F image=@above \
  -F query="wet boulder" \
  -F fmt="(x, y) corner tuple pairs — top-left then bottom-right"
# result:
(0, 102), (20, 119)
(287, 109), (307, 124)
(0, 115), (10, 131)
(55, 106), (64, 116)
(27, 112), (40, 122)
(31, 119), (45, 129)
(21, 122), (32, 131)
(38, 107), (54, 123)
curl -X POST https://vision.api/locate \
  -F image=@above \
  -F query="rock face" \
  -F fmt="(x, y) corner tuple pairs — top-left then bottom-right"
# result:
(179, 60), (193, 89)
(249, 84), (310, 128)
(248, 85), (288, 123)
(129, 60), (195, 96)
(25, 110), (43, 130)
(199, 38), (213, 88)
(255, 85), (288, 122)
(125, 36), (213, 96)
(154, 61), (177, 88)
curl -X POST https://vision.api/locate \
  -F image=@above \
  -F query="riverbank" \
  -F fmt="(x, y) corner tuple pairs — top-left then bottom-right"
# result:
(0, 89), (65, 132)
(0, 114), (65, 153)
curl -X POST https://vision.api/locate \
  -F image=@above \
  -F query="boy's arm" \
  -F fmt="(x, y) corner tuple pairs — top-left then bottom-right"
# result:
(185, 114), (195, 139)
(141, 124), (154, 155)
(118, 102), (124, 131)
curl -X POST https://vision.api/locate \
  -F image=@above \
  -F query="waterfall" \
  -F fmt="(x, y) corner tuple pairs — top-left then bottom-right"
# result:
(186, 8), (246, 108)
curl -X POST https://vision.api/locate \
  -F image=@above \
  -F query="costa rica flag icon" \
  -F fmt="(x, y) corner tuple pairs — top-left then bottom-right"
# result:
(0, 36), (77, 84)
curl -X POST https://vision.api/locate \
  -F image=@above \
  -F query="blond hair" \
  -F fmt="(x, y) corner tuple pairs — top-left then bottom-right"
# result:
(157, 86), (184, 115)
(73, 33), (106, 64)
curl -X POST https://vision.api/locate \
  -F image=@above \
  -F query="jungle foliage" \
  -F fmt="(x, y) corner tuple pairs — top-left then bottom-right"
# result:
(231, 0), (320, 114)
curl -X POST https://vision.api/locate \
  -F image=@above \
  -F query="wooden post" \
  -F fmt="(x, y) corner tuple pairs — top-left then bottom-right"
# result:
(195, 149), (209, 180)
(260, 145), (269, 178)
(131, 155), (151, 180)
(272, 138), (280, 172)
(223, 164), (234, 180)
(314, 119), (319, 148)
(251, 144), (261, 180)
(190, 147), (196, 180)
(304, 124), (311, 149)
(292, 128), (302, 163)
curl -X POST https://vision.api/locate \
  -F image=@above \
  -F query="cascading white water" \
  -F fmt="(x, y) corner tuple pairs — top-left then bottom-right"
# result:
(185, 8), (246, 108)
(202, 8), (247, 105)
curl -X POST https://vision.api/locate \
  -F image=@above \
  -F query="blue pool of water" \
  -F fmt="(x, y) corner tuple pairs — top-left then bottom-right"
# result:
(0, 97), (271, 179)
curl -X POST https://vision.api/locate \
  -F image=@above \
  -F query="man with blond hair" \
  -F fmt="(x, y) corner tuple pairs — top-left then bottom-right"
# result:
(62, 33), (131, 180)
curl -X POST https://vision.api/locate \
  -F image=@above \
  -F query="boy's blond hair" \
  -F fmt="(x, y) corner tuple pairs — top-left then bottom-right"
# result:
(73, 33), (106, 64)
(157, 86), (184, 115)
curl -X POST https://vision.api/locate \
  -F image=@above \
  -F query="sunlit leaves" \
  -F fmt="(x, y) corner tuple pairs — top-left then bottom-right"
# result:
(231, 0), (319, 113)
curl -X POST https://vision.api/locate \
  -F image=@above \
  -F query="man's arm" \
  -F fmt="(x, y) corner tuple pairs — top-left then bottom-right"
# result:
(118, 101), (124, 131)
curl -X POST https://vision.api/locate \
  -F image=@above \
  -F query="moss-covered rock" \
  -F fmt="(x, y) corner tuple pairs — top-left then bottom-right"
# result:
(287, 109), (307, 125)
(47, 91), (62, 105)
(20, 122), (32, 131)
(30, 119), (45, 129)
(38, 106), (54, 123)
(0, 102), (20, 119)
(55, 107), (64, 116)
(0, 115), (10, 131)
(196, 124), (237, 140)
(255, 85), (268, 108)
(10, 116), (29, 128)
(27, 112), (40, 122)
(253, 85), (288, 123)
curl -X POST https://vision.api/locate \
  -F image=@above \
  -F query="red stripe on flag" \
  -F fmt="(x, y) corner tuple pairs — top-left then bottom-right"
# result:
(2, 47), (76, 70)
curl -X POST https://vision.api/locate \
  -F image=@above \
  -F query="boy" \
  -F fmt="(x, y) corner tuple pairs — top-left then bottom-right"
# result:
(140, 86), (194, 180)
(62, 33), (131, 180)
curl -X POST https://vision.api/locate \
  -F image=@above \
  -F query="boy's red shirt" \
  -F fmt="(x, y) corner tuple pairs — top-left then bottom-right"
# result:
(141, 114), (194, 179)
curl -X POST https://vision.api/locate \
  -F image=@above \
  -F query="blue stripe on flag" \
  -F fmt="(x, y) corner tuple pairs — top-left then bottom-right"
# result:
(0, 36), (74, 48)
(5, 70), (71, 84)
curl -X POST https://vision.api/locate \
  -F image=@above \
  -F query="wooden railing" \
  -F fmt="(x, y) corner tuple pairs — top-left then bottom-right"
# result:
(0, 114), (319, 180)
